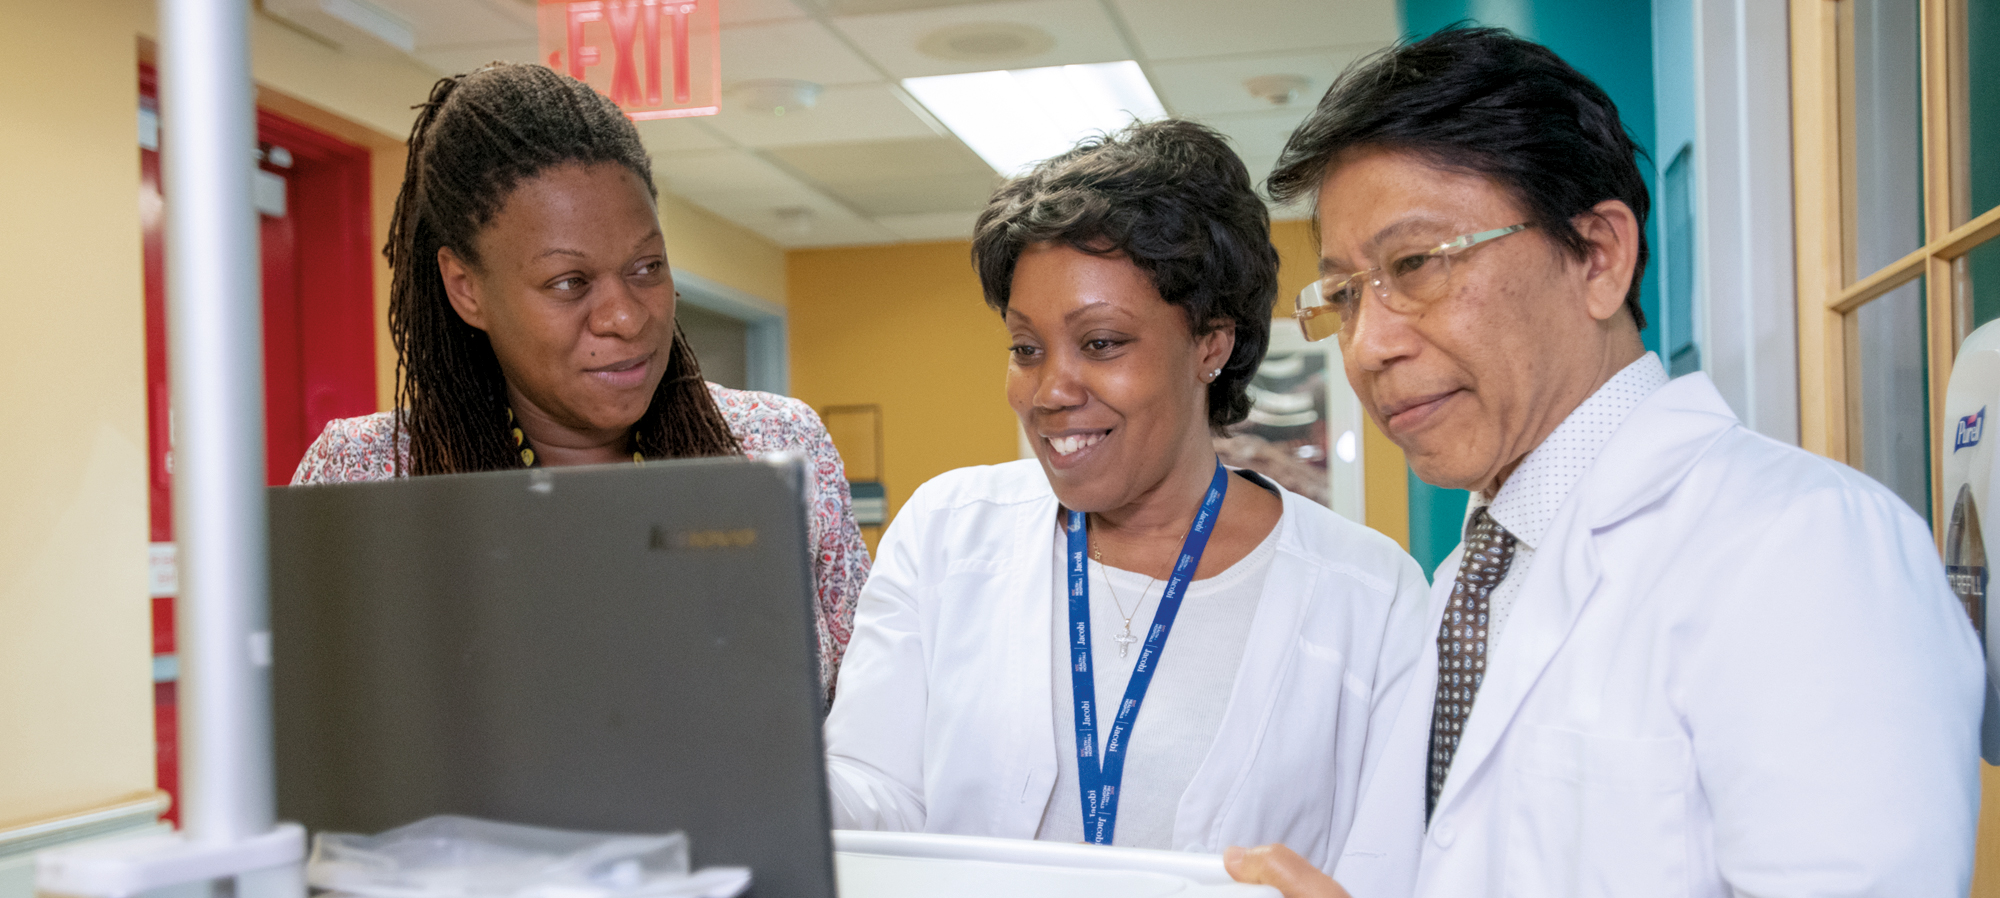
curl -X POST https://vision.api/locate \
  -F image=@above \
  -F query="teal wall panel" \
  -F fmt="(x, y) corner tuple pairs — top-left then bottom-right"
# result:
(1969, 0), (2000, 330)
(1408, 471), (1471, 578)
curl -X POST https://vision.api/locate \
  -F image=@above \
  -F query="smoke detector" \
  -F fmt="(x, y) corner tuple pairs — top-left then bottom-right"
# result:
(1244, 74), (1311, 107)
(729, 79), (823, 117)
(917, 23), (1056, 63)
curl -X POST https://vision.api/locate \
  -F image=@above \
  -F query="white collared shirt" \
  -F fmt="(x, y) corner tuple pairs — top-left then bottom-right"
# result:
(1466, 352), (1671, 647)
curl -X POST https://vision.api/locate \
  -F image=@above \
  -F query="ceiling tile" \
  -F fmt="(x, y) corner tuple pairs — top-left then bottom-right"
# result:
(825, 173), (1000, 215)
(704, 83), (941, 147)
(768, 138), (999, 214)
(414, 41), (538, 75)
(1109, 0), (1400, 60)
(721, 20), (884, 86)
(781, 219), (906, 247)
(477, 0), (538, 29)
(1148, 47), (1376, 117)
(634, 117), (734, 153)
(1234, 149), (1278, 185)
(653, 150), (801, 199)
(813, 0), (994, 13)
(830, 0), (1133, 79)
(722, 0), (811, 26)
(375, 0), (536, 46)
(874, 210), (982, 242)
(767, 136), (991, 181)
(650, 154), (900, 248)
(684, 186), (898, 247)
(1198, 107), (1314, 165)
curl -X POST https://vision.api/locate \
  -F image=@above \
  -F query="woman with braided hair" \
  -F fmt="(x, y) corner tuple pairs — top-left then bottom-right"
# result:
(292, 63), (866, 693)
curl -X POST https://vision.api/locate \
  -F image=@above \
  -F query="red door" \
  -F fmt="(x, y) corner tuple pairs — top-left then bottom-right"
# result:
(140, 65), (378, 825)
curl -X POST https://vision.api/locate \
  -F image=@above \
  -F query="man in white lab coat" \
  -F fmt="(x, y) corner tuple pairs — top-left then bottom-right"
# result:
(1226, 26), (1985, 898)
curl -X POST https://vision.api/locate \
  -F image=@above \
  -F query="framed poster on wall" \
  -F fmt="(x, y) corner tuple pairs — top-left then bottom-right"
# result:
(1214, 321), (1366, 525)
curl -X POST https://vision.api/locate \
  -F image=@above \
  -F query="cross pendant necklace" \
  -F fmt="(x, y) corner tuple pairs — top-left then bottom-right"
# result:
(1091, 535), (1156, 659)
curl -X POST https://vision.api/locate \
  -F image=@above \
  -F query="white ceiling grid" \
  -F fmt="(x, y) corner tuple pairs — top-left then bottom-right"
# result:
(288, 0), (1400, 247)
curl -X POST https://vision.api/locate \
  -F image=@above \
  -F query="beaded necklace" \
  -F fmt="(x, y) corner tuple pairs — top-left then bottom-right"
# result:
(508, 408), (643, 467)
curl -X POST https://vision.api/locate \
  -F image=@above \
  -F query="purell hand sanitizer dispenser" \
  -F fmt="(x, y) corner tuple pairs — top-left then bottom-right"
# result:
(1943, 320), (2000, 762)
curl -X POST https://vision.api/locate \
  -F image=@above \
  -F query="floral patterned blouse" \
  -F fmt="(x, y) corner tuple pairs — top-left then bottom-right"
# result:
(290, 384), (867, 694)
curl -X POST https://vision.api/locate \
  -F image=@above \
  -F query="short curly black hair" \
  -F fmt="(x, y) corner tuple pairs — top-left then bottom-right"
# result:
(971, 119), (1280, 431)
(1268, 26), (1650, 330)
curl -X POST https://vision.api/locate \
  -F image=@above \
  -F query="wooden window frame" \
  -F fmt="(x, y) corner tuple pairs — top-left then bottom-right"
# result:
(1792, 0), (2000, 533)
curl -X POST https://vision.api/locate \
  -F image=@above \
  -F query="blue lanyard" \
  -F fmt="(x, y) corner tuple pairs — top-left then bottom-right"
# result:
(1065, 461), (1230, 845)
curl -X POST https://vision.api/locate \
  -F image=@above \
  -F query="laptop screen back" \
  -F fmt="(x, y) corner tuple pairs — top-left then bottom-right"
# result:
(268, 457), (835, 898)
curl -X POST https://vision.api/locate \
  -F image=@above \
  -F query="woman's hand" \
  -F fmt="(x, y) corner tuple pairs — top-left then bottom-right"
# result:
(1222, 845), (1352, 898)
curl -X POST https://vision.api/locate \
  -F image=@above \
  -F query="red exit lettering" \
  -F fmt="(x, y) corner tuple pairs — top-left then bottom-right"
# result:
(539, 0), (719, 120)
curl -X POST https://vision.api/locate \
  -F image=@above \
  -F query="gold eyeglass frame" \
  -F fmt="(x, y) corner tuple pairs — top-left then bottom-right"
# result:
(1294, 222), (1533, 343)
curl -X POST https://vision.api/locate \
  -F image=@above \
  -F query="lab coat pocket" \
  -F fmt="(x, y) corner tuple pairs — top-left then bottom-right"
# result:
(1502, 726), (1691, 898)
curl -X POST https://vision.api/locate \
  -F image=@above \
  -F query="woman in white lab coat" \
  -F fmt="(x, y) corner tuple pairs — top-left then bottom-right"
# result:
(822, 121), (1431, 868)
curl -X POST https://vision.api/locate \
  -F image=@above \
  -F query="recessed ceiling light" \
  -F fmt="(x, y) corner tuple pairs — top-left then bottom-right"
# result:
(902, 61), (1167, 177)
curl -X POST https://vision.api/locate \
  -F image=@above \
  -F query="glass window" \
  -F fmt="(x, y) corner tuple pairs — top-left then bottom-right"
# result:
(1966, 239), (2000, 336)
(1852, 276), (1933, 521)
(1846, 0), (1926, 279)
(1963, 0), (2000, 227)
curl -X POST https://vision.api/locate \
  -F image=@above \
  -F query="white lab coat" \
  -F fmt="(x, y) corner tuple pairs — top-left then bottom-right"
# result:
(824, 459), (1431, 868)
(1332, 374), (1985, 898)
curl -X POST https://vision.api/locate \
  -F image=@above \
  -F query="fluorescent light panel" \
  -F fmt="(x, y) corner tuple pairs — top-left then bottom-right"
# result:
(903, 61), (1167, 177)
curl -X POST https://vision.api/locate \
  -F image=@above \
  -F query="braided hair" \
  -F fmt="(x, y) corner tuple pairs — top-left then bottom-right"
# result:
(387, 63), (741, 475)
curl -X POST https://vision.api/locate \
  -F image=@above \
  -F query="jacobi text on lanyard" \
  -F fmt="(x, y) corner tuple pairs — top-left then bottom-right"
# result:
(1066, 461), (1229, 845)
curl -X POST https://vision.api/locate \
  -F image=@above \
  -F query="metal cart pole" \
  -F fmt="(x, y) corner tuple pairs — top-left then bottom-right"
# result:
(37, 1), (304, 893)
(160, 0), (274, 849)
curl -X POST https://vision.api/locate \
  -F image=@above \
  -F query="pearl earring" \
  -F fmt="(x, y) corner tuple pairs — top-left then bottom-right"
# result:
(1208, 368), (1222, 381)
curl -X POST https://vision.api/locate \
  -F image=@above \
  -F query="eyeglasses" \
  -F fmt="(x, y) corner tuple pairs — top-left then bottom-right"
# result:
(1294, 223), (1533, 342)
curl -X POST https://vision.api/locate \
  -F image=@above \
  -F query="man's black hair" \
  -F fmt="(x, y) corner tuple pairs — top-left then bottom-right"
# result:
(971, 119), (1280, 430)
(1268, 25), (1650, 329)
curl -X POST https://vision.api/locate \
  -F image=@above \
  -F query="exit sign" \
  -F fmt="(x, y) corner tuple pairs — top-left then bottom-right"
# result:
(539, 0), (720, 120)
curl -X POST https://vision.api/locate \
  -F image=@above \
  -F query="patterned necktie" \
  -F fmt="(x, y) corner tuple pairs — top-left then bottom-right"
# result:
(1426, 506), (1517, 820)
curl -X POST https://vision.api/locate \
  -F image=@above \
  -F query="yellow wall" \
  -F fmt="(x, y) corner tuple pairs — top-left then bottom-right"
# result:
(372, 143), (408, 411)
(0, 0), (791, 833)
(661, 192), (788, 305)
(787, 241), (1017, 533)
(0, 0), (446, 830)
(0, 0), (159, 830)
(789, 224), (1412, 551)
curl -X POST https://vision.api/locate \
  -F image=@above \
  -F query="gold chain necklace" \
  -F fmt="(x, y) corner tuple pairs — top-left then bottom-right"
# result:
(509, 408), (643, 467)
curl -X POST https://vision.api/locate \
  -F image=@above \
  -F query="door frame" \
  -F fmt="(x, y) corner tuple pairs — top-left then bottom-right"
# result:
(672, 268), (788, 395)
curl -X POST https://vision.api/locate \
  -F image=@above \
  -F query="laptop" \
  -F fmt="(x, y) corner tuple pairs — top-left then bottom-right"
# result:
(268, 455), (836, 898)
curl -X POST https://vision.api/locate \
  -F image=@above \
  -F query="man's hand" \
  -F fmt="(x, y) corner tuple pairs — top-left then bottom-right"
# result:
(1222, 844), (1352, 898)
